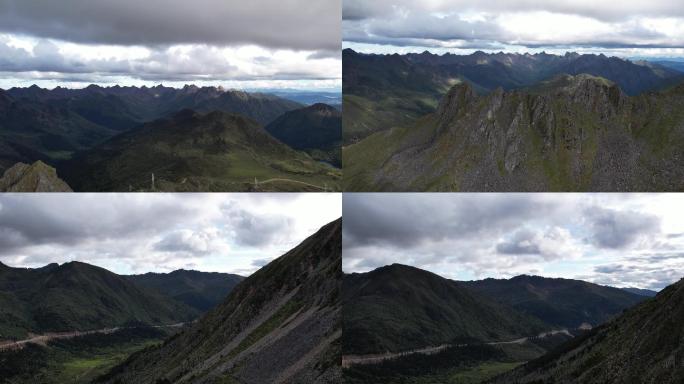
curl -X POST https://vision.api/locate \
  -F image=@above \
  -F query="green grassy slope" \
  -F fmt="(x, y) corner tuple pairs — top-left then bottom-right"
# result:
(60, 110), (341, 192)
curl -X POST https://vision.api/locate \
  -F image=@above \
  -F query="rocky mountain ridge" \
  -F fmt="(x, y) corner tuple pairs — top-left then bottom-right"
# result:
(344, 74), (684, 191)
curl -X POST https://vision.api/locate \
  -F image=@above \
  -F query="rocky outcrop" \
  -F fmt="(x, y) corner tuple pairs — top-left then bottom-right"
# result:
(345, 74), (684, 192)
(0, 161), (73, 192)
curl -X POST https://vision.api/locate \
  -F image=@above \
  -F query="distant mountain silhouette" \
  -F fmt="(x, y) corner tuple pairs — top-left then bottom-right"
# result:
(463, 275), (646, 329)
(127, 270), (244, 312)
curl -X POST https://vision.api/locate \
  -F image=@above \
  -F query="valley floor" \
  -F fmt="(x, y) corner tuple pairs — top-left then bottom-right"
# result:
(0, 327), (179, 384)
(343, 330), (580, 384)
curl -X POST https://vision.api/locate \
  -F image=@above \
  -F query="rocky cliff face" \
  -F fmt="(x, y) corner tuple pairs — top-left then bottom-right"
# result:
(97, 219), (342, 384)
(0, 161), (73, 192)
(344, 75), (684, 191)
(490, 279), (684, 383)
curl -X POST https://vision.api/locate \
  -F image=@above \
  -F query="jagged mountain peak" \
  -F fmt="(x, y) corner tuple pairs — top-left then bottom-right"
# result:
(436, 82), (478, 122)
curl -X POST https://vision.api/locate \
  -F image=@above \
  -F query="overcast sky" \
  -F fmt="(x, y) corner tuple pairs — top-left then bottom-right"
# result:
(0, 0), (341, 89)
(0, 193), (340, 276)
(343, 193), (684, 291)
(343, 0), (684, 58)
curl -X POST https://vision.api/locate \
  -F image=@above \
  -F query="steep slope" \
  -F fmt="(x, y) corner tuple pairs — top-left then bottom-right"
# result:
(463, 275), (646, 329)
(0, 161), (72, 192)
(127, 270), (244, 312)
(490, 278), (684, 383)
(342, 49), (683, 142)
(344, 75), (684, 191)
(266, 103), (342, 167)
(343, 264), (548, 355)
(97, 218), (342, 384)
(60, 110), (341, 192)
(0, 262), (196, 340)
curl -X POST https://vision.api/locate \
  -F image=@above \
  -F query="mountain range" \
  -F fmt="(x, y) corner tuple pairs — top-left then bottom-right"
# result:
(463, 275), (646, 329)
(0, 261), (243, 341)
(0, 85), (341, 191)
(342, 264), (653, 383)
(343, 49), (684, 143)
(343, 264), (547, 355)
(0, 262), (193, 340)
(343, 264), (646, 356)
(97, 218), (342, 384)
(344, 75), (684, 191)
(490, 278), (683, 383)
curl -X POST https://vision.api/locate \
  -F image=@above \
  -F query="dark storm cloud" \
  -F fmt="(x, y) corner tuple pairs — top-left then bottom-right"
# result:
(342, 0), (684, 50)
(342, 0), (684, 22)
(0, 39), (339, 83)
(0, 194), (194, 252)
(584, 207), (660, 249)
(343, 193), (558, 249)
(0, 0), (341, 51)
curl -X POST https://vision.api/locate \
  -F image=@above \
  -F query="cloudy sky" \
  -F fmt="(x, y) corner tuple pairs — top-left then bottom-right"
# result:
(343, 193), (684, 290)
(0, 0), (341, 89)
(343, 0), (684, 58)
(0, 193), (340, 276)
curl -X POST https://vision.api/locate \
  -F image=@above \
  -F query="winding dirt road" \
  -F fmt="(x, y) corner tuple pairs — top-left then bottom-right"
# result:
(0, 323), (186, 352)
(341, 329), (575, 368)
